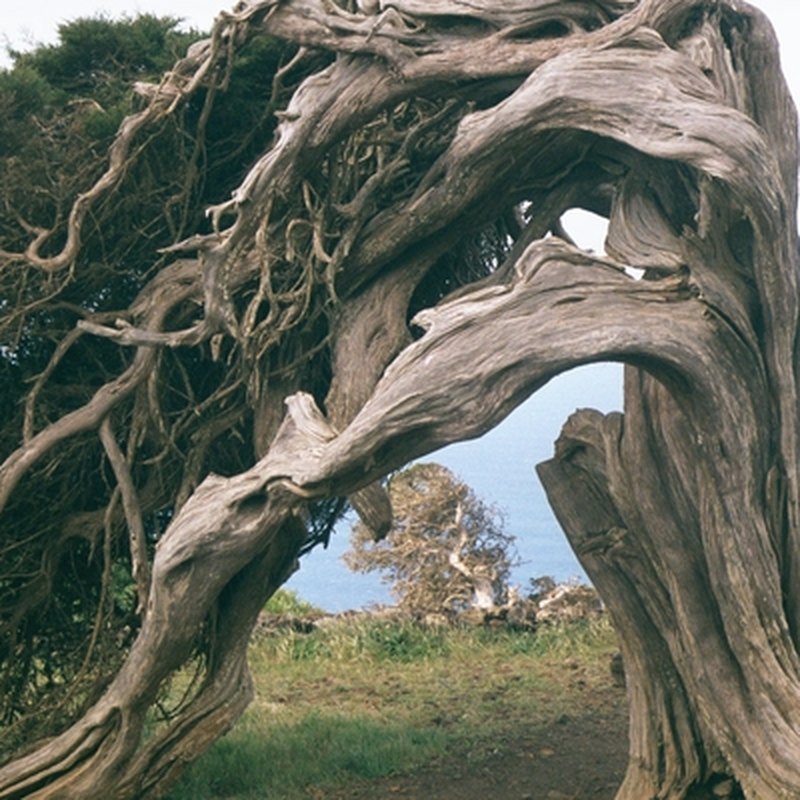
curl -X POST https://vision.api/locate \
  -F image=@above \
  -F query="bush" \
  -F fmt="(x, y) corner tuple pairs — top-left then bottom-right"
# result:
(263, 589), (322, 616)
(344, 463), (517, 615)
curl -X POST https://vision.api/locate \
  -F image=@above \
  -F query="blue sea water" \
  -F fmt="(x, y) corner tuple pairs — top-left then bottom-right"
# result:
(286, 362), (624, 611)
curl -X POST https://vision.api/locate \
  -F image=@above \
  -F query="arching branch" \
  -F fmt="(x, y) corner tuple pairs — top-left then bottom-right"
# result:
(2, 1), (799, 797)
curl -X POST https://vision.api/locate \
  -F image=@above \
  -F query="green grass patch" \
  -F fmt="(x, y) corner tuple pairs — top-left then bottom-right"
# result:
(263, 589), (323, 616)
(274, 619), (450, 663)
(259, 618), (451, 663)
(167, 615), (619, 800)
(168, 712), (443, 800)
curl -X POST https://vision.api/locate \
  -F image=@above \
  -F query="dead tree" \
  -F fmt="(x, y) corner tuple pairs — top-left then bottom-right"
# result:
(0, 0), (798, 797)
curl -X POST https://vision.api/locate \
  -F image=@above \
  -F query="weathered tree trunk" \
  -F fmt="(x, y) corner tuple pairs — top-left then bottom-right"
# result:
(533, 6), (800, 792)
(1, 0), (798, 797)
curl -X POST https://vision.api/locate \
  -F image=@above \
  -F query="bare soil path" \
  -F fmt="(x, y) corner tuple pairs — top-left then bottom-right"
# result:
(327, 683), (628, 800)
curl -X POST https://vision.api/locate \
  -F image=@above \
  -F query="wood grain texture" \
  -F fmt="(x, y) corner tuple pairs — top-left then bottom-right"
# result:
(1, 0), (798, 796)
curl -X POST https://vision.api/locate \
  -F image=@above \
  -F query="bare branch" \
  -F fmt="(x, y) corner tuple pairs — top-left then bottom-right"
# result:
(99, 417), (151, 617)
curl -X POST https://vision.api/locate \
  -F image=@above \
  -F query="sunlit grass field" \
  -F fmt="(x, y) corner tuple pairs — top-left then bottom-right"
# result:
(167, 593), (619, 800)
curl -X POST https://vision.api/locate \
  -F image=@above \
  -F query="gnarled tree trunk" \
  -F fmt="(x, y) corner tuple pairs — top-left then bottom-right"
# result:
(1, 0), (798, 797)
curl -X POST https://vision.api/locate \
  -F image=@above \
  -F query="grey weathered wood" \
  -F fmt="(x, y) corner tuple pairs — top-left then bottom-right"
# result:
(1, 0), (798, 797)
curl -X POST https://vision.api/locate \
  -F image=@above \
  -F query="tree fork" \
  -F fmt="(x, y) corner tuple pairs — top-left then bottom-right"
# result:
(2, 1), (799, 798)
(0, 236), (729, 797)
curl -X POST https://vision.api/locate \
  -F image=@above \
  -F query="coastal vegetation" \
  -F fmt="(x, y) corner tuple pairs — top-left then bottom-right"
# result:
(1, 1), (798, 797)
(167, 593), (620, 800)
(345, 463), (518, 615)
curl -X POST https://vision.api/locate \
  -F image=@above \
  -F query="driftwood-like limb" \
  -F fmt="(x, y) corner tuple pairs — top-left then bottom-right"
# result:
(446, 508), (498, 610)
(0, 261), (202, 513)
(2, 0), (799, 797)
(325, 251), (436, 537)
(76, 319), (210, 348)
(537, 410), (713, 798)
(99, 418), (151, 616)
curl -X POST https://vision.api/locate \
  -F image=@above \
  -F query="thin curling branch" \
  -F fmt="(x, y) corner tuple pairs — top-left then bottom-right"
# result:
(100, 417), (151, 618)
(0, 8), (255, 274)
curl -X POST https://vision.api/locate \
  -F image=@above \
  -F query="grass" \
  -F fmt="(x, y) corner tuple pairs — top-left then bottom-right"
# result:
(166, 614), (618, 800)
(169, 713), (444, 800)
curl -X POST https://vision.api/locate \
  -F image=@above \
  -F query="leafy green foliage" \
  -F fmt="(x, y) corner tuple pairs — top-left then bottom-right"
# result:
(263, 588), (323, 616)
(16, 15), (199, 96)
(0, 15), (299, 755)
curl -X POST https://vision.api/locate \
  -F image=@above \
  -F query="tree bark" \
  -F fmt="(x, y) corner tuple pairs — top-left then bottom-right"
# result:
(1, 0), (798, 797)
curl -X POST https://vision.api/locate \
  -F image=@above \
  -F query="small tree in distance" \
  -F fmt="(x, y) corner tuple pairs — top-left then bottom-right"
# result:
(344, 463), (517, 616)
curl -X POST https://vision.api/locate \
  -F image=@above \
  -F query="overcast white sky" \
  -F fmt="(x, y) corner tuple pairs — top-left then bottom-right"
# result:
(0, 0), (798, 103)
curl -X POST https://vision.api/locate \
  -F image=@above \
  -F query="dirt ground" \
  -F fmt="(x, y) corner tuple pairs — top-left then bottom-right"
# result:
(327, 683), (628, 800)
